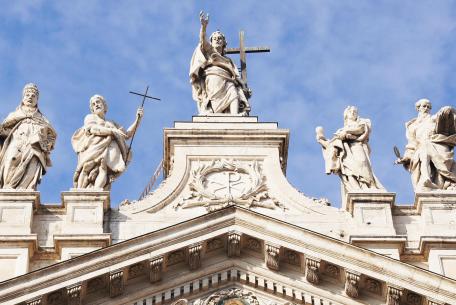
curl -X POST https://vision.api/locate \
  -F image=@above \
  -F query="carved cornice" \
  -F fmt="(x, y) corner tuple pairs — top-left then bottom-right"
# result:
(1, 207), (456, 305)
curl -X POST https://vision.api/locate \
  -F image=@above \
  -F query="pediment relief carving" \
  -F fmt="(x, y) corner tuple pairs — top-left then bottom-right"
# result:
(175, 159), (284, 212)
(194, 288), (260, 305)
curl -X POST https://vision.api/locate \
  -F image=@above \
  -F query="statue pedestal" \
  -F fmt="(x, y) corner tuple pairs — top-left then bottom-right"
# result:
(56, 190), (111, 260)
(346, 192), (403, 259)
(413, 192), (456, 276)
(0, 190), (39, 235)
(61, 189), (110, 234)
(0, 190), (39, 281)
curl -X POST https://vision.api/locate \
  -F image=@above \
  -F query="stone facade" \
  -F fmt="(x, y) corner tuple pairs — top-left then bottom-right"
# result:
(0, 116), (456, 305)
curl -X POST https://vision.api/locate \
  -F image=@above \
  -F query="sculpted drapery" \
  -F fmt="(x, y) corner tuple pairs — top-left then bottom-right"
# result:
(189, 12), (250, 116)
(0, 83), (56, 190)
(316, 106), (384, 192)
(72, 95), (143, 190)
(396, 99), (456, 191)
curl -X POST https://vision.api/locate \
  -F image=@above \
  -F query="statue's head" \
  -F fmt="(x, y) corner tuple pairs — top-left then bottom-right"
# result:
(344, 106), (359, 124)
(415, 98), (432, 114)
(21, 83), (39, 108)
(89, 94), (108, 116)
(210, 30), (227, 53)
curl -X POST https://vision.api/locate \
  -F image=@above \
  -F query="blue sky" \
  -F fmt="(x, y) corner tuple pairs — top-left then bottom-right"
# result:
(1, 1), (455, 207)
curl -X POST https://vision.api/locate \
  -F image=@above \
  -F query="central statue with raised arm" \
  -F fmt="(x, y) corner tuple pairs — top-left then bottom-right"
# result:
(189, 11), (251, 116)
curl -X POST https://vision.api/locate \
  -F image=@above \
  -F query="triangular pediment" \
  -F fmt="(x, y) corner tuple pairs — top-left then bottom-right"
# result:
(1, 207), (455, 305)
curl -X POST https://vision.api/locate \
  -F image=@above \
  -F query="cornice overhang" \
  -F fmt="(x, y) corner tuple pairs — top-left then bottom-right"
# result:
(1, 207), (455, 304)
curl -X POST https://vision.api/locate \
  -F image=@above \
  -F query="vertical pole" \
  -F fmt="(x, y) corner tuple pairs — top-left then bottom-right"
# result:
(239, 30), (247, 83)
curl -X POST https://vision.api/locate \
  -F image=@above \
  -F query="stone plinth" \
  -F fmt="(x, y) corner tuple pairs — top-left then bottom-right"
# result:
(0, 191), (39, 281)
(0, 190), (39, 235)
(347, 192), (402, 258)
(414, 191), (456, 236)
(61, 190), (110, 234)
(164, 116), (288, 176)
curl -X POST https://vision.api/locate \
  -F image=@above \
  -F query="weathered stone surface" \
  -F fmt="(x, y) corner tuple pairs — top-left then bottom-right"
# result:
(396, 99), (456, 191)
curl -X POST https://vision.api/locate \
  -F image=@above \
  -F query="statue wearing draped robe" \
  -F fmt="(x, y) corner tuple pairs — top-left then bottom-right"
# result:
(0, 83), (56, 190)
(396, 99), (456, 191)
(72, 95), (143, 190)
(316, 106), (384, 192)
(189, 12), (251, 116)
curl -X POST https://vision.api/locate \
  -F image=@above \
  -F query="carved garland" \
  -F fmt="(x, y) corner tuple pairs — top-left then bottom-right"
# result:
(176, 160), (284, 211)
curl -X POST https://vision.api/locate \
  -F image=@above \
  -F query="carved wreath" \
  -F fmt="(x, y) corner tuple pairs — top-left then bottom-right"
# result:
(175, 159), (284, 212)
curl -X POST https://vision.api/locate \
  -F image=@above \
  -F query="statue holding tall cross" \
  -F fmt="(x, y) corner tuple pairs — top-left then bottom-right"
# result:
(190, 11), (266, 116)
(71, 94), (144, 190)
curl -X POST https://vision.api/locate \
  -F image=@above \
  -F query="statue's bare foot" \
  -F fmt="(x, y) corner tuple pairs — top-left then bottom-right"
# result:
(422, 179), (438, 189)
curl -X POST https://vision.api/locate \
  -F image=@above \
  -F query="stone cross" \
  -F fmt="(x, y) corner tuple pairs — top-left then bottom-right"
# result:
(127, 86), (161, 158)
(225, 30), (270, 83)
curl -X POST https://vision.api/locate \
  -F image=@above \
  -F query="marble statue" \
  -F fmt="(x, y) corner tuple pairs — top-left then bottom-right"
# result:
(316, 106), (384, 191)
(189, 11), (251, 116)
(395, 99), (456, 191)
(0, 83), (56, 190)
(72, 95), (143, 190)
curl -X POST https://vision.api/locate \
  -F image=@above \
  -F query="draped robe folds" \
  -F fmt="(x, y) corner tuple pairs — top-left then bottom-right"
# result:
(403, 108), (456, 190)
(0, 107), (56, 190)
(189, 43), (250, 114)
(320, 119), (384, 191)
(72, 114), (129, 190)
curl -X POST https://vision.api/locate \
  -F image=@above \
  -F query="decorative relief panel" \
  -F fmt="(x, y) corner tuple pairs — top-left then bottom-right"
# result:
(246, 237), (262, 252)
(284, 249), (301, 266)
(194, 288), (260, 305)
(128, 262), (144, 279)
(206, 238), (223, 252)
(176, 160), (284, 212)
(364, 277), (382, 295)
(405, 291), (422, 305)
(47, 290), (64, 305)
(323, 263), (340, 279)
(167, 250), (185, 266)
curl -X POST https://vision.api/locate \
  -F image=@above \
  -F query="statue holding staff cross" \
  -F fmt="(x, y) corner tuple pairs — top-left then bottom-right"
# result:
(189, 11), (269, 116)
(71, 88), (159, 190)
